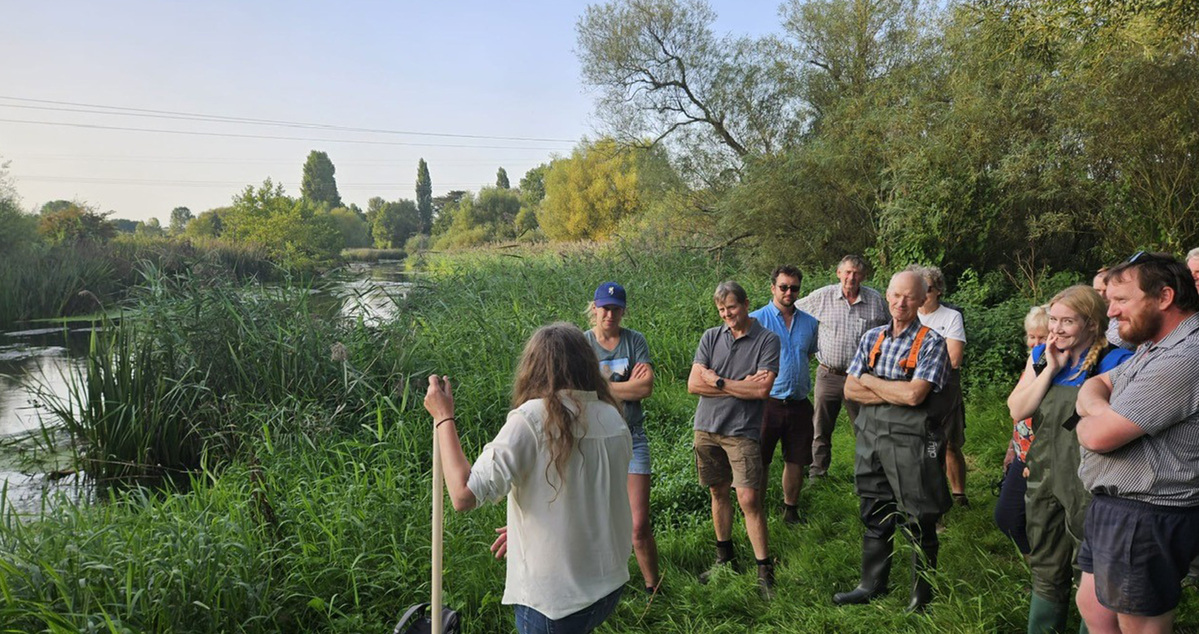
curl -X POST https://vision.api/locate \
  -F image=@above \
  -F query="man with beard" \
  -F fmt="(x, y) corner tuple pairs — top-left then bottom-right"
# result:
(750, 266), (819, 525)
(688, 281), (781, 599)
(797, 255), (889, 479)
(1074, 252), (1199, 633)
(834, 270), (951, 613)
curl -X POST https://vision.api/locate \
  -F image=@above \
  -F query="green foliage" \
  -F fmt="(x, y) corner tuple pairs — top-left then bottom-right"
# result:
(432, 187), (522, 249)
(328, 206), (372, 249)
(36, 202), (117, 246)
(185, 208), (224, 238)
(169, 206), (193, 234)
(495, 166), (510, 189)
(539, 138), (643, 241)
(415, 158), (433, 233)
(224, 180), (343, 270)
(300, 150), (343, 209)
(135, 217), (166, 238)
(0, 164), (38, 255)
(370, 198), (420, 249)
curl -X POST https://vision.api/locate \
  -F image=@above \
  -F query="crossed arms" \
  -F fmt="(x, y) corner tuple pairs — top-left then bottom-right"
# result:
(687, 364), (775, 400)
(844, 372), (934, 407)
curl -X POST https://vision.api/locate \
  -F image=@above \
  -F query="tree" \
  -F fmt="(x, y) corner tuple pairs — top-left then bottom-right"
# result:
(372, 199), (421, 248)
(577, 0), (799, 182)
(186, 209), (224, 238)
(0, 161), (38, 253)
(416, 158), (433, 233)
(539, 139), (644, 241)
(329, 206), (372, 248)
(300, 150), (343, 209)
(39, 200), (77, 216)
(496, 167), (510, 189)
(433, 188), (522, 249)
(224, 180), (343, 267)
(135, 217), (166, 237)
(37, 203), (116, 246)
(516, 163), (552, 235)
(169, 206), (193, 234)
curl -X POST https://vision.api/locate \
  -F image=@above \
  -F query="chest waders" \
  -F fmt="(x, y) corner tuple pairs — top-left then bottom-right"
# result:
(833, 326), (951, 612)
(1024, 382), (1091, 634)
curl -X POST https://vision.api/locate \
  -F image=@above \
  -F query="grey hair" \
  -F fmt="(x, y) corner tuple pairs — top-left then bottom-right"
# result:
(713, 280), (748, 305)
(838, 254), (870, 274)
(1187, 247), (1199, 261)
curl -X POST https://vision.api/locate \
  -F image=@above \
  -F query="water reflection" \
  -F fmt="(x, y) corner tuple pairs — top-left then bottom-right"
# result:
(0, 327), (90, 514)
(327, 260), (411, 326)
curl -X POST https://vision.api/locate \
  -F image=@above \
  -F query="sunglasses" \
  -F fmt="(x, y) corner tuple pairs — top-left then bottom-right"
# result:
(775, 284), (802, 293)
(1128, 250), (1173, 264)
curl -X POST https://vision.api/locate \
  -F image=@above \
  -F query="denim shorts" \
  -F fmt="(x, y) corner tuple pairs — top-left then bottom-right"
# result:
(513, 586), (623, 634)
(1077, 494), (1199, 616)
(629, 423), (652, 476)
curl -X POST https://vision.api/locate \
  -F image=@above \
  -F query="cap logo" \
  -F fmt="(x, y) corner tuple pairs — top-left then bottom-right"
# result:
(608, 287), (615, 295)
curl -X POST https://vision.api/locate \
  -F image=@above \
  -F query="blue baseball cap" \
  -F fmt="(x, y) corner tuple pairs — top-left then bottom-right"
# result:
(594, 282), (626, 308)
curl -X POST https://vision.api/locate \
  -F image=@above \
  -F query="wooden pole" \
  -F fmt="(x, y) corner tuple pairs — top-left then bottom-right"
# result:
(431, 427), (444, 634)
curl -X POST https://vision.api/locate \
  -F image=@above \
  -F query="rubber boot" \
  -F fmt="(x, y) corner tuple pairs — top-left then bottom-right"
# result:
(906, 544), (938, 613)
(698, 540), (737, 584)
(833, 536), (892, 605)
(1027, 593), (1068, 634)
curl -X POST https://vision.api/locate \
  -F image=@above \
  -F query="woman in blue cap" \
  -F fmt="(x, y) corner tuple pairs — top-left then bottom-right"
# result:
(585, 281), (662, 595)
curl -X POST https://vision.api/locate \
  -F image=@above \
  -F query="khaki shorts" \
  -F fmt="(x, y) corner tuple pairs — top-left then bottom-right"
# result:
(694, 430), (764, 489)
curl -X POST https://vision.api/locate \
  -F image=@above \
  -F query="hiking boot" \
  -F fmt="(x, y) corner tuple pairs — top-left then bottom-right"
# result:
(698, 541), (737, 584)
(757, 562), (776, 601)
(833, 536), (892, 605)
(952, 493), (970, 508)
(782, 504), (803, 526)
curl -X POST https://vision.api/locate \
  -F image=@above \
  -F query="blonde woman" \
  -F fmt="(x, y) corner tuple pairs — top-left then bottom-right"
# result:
(994, 305), (1049, 555)
(1006, 286), (1132, 633)
(423, 322), (633, 634)
(584, 282), (661, 594)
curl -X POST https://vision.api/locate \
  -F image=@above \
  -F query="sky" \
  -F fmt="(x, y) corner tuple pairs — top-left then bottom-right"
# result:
(0, 1), (782, 223)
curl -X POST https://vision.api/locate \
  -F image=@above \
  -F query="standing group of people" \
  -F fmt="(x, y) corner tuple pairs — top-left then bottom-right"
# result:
(418, 250), (1199, 634)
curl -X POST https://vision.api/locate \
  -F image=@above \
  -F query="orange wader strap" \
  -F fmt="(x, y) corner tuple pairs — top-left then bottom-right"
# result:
(867, 326), (931, 376)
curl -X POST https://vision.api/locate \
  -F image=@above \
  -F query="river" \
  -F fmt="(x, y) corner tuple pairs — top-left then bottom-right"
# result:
(0, 260), (411, 515)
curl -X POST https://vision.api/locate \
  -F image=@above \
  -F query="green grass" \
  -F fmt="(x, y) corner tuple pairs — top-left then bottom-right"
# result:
(2, 242), (1196, 632)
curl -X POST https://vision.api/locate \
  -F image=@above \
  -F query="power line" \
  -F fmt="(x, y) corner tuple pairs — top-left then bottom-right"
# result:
(0, 117), (568, 150)
(14, 153), (551, 166)
(14, 175), (488, 190)
(0, 96), (578, 144)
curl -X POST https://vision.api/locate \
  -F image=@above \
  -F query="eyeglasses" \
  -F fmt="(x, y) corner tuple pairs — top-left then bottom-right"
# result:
(775, 284), (801, 293)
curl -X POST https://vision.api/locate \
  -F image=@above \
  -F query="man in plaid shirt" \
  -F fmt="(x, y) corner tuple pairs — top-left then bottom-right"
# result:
(833, 270), (951, 613)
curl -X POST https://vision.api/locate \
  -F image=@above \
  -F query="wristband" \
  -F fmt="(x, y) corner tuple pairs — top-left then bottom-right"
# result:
(435, 417), (455, 429)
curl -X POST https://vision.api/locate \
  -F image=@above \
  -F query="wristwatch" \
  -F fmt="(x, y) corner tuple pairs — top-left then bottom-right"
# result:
(715, 378), (726, 390)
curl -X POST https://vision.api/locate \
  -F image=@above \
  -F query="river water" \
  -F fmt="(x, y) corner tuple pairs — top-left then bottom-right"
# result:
(0, 260), (410, 515)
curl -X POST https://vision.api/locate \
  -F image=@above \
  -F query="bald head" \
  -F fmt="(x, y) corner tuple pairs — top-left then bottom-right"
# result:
(886, 271), (928, 327)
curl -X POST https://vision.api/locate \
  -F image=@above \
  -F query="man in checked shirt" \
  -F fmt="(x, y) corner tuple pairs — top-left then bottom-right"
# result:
(833, 270), (952, 613)
(1074, 252), (1199, 633)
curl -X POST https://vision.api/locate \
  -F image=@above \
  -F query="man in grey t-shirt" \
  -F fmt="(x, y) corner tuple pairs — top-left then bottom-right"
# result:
(688, 280), (780, 599)
(1074, 253), (1199, 630)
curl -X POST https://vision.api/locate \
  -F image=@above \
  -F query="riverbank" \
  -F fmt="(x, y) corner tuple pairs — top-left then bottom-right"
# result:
(0, 243), (1193, 632)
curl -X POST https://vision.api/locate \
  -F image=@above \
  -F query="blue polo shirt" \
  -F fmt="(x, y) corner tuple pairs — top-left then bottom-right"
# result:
(750, 302), (820, 400)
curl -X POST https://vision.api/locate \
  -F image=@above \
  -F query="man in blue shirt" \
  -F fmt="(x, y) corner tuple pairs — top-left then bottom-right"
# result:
(750, 265), (820, 526)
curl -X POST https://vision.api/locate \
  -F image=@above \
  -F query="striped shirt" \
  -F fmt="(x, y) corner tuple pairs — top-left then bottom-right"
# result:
(847, 320), (950, 392)
(796, 284), (889, 372)
(1078, 313), (1199, 507)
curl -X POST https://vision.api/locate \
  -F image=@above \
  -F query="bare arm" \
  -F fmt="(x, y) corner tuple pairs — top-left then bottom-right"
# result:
(845, 373), (885, 405)
(859, 373), (935, 407)
(607, 362), (654, 402)
(946, 339), (965, 370)
(1007, 354), (1056, 421)
(687, 364), (774, 399)
(1075, 372), (1113, 418)
(423, 375), (477, 512)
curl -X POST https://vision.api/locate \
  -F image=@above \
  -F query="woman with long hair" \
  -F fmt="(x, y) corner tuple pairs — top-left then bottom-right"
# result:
(584, 282), (661, 595)
(994, 305), (1049, 556)
(1006, 286), (1132, 633)
(423, 322), (633, 634)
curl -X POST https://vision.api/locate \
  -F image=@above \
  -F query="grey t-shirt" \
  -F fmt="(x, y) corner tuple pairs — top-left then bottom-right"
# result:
(584, 328), (651, 431)
(692, 319), (781, 440)
(1079, 313), (1199, 507)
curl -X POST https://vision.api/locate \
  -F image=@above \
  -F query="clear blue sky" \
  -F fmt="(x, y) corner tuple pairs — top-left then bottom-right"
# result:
(1, 1), (781, 222)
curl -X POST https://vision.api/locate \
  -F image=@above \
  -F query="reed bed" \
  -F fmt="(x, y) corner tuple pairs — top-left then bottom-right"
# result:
(1, 243), (1195, 632)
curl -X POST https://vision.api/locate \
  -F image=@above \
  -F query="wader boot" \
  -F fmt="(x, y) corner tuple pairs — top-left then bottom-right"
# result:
(833, 536), (893, 605)
(906, 544), (938, 613)
(1027, 593), (1068, 634)
(698, 540), (737, 584)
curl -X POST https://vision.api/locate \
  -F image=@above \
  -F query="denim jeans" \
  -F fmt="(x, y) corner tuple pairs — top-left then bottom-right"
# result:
(513, 586), (623, 634)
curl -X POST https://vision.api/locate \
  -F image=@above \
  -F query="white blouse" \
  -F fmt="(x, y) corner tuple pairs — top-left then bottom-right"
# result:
(467, 390), (633, 619)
